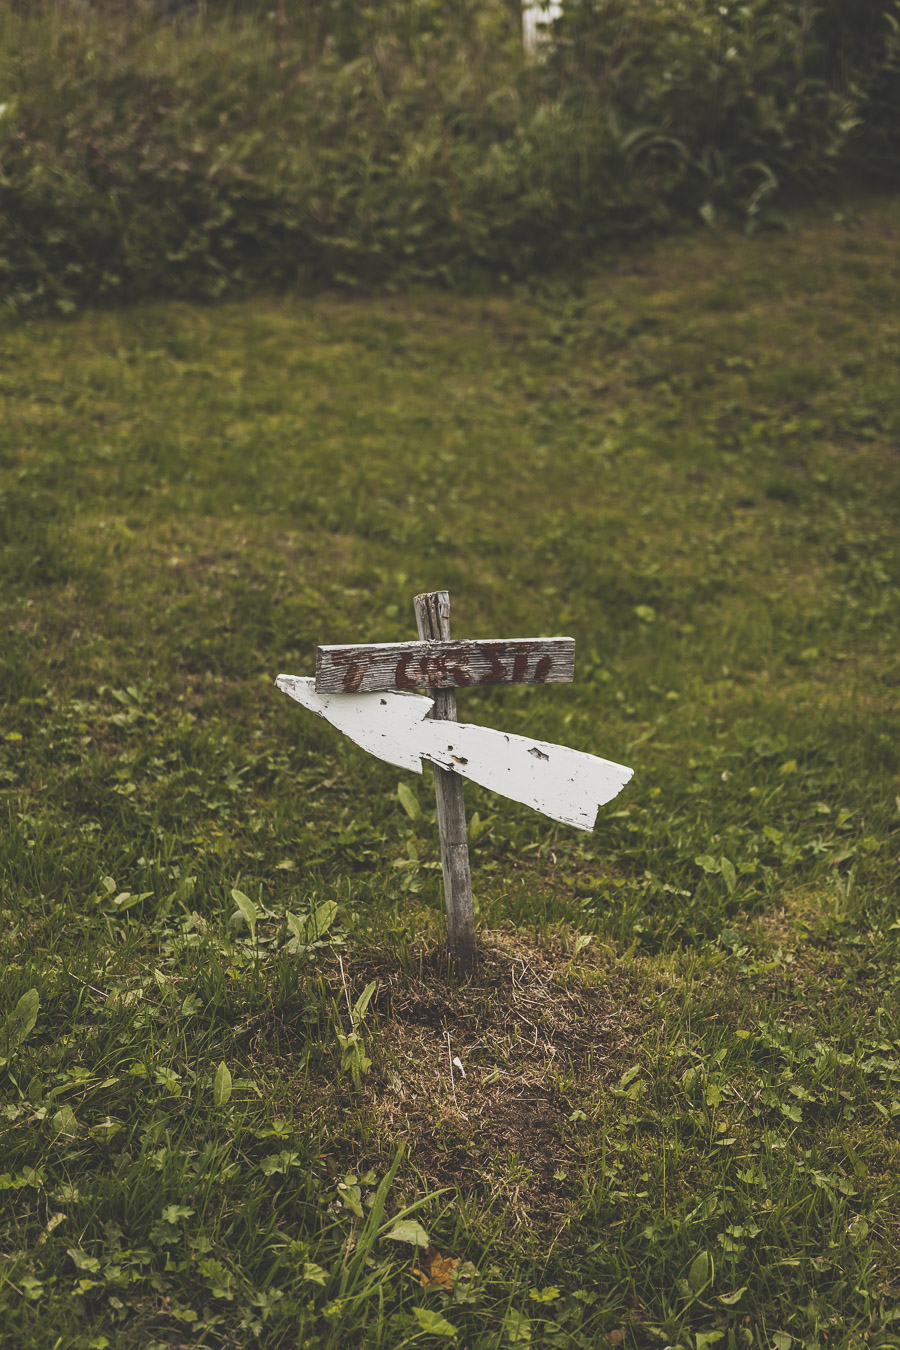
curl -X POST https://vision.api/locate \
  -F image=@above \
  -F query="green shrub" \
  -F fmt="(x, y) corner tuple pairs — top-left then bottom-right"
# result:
(0, 0), (897, 315)
(550, 0), (900, 215)
(823, 0), (900, 182)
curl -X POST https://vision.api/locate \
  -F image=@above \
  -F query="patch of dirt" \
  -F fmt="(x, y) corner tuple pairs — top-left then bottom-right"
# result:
(342, 931), (649, 1227)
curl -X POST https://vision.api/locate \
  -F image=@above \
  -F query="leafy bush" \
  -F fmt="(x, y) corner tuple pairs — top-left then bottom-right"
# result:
(821, 0), (900, 181)
(550, 0), (900, 216)
(0, 0), (897, 314)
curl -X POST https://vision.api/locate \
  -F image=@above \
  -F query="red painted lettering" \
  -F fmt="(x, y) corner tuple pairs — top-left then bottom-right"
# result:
(342, 661), (367, 692)
(512, 651), (530, 682)
(479, 645), (507, 684)
(394, 655), (417, 690)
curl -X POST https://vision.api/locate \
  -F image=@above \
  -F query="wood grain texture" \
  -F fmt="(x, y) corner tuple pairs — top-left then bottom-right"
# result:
(315, 636), (574, 694)
(414, 591), (476, 975)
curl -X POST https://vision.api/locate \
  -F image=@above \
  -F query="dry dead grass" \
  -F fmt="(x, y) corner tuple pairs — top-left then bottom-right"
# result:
(336, 931), (651, 1227)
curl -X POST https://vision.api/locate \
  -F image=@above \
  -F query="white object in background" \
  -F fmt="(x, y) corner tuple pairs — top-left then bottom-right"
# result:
(522, 1), (564, 54)
(276, 675), (632, 833)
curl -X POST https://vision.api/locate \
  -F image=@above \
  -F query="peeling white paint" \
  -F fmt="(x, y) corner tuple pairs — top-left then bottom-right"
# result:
(276, 675), (632, 833)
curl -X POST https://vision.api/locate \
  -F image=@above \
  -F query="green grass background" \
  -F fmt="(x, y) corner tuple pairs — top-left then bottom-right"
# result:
(1, 200), (899, 1347)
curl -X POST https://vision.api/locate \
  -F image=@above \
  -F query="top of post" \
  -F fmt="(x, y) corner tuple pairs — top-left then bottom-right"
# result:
(414, 591), (452, 643)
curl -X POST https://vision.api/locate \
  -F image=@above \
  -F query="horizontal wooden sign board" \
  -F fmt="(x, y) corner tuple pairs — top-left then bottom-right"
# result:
(315, 637), (575, 695)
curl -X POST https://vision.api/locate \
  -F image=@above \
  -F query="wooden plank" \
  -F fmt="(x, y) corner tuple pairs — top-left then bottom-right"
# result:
(414, 591), (476, 976)
(315, 636), (575, 695)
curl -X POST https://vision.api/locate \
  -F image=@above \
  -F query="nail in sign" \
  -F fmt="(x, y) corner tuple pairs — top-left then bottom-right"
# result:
(276, 592), (632, 969)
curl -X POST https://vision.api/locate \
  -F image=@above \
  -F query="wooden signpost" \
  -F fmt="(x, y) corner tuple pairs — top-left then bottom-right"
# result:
(277, 591), (632, 972)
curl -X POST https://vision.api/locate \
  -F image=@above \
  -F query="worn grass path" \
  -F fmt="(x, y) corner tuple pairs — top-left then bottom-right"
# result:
(1, 201), (899, 1349)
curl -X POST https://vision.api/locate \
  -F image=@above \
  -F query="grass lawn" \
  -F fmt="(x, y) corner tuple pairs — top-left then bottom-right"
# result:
(1, 199), (899, 1350)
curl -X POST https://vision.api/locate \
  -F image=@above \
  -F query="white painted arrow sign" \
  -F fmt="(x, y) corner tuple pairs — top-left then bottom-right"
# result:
(275, 675), (632, 833)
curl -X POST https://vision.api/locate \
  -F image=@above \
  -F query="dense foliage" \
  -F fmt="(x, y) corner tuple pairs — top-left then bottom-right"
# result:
(0, 0), (898, 309)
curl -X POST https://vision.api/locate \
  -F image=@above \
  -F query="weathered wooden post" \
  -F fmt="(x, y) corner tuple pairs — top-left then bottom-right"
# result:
(413, 591), (476, 973)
